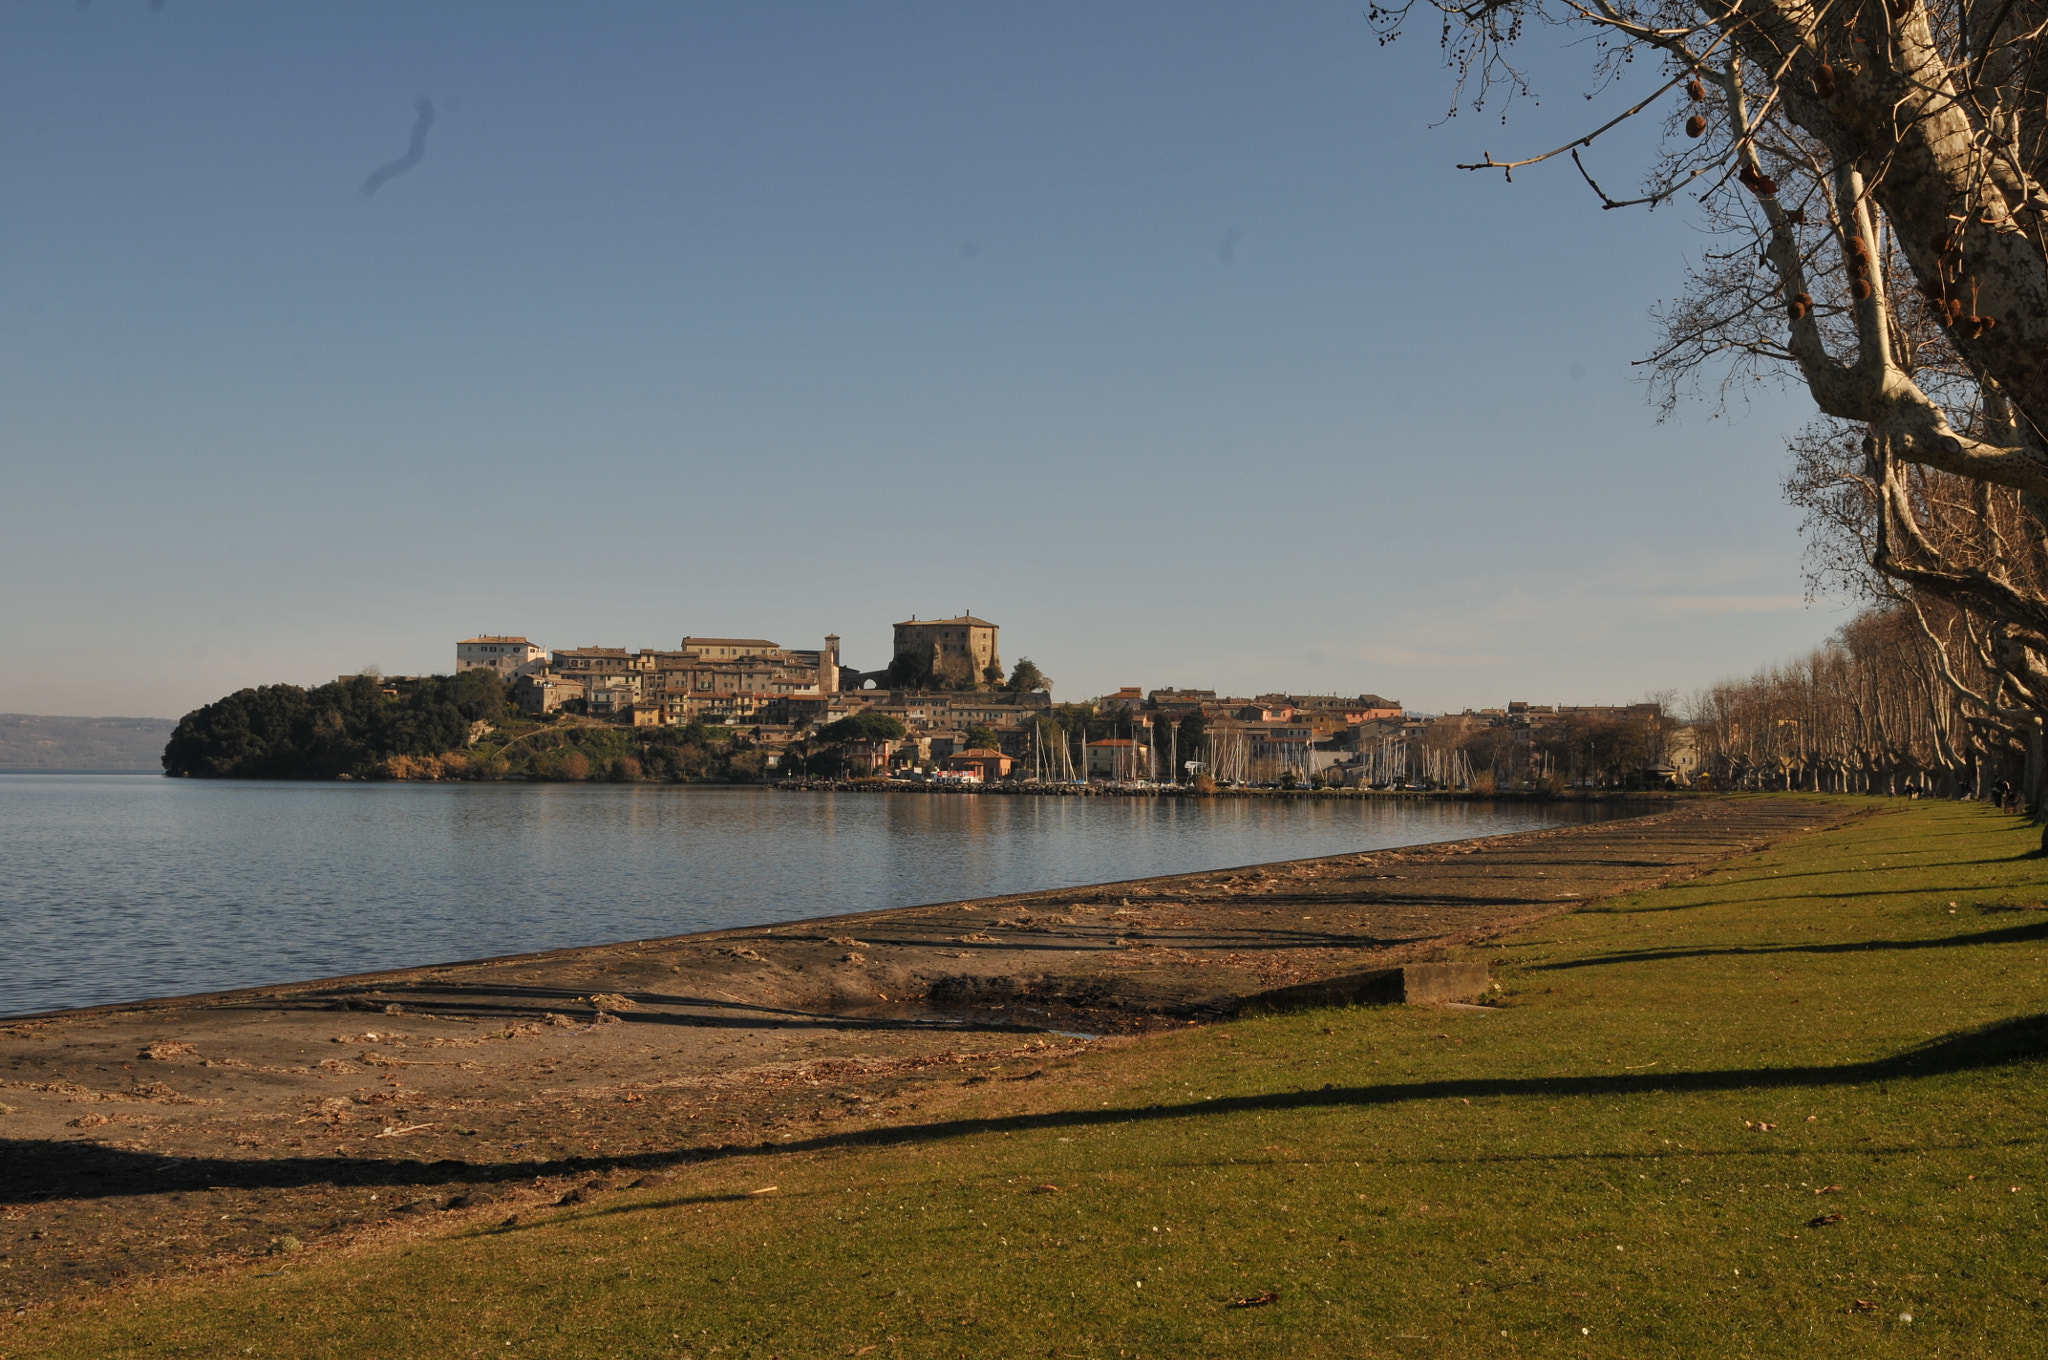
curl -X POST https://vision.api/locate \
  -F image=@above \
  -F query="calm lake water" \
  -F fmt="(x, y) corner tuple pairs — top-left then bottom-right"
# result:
(0, 775), (1636, 1017)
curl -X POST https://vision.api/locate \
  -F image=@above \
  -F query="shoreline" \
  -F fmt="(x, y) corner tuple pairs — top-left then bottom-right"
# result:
(770, 779), (1693, 800)
(0, 795), (1860, 1315)
(17, 768), (1701, 801)
(2, 797), (1667, 1026)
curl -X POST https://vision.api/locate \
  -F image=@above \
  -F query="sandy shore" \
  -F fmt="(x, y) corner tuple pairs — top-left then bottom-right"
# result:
(0, 796), (1855, 1314)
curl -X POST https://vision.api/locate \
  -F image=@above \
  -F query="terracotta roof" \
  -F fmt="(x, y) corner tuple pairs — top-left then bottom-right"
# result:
(680, 637), (781, 648)
(460, 636), (532, 645)
(555, 647), (631, 658)
(893, 616), (997, 628)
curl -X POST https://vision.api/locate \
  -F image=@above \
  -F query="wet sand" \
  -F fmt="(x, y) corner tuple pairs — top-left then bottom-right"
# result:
(0, 796), (1855, 1314)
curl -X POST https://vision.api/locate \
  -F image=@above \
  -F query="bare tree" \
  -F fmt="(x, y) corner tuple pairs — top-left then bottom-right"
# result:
(1374, 0), (2048, 826)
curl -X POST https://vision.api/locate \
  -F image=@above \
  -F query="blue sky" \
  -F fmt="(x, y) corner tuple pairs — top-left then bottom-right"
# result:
(0, 2), (1840, 719)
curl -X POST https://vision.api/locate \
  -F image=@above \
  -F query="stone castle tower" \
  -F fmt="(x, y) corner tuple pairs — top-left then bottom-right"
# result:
(891, 616), (1000, 688)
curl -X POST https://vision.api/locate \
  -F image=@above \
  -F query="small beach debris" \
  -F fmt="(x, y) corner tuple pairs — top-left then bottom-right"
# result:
(725, 946), (769, 963)
(544, 1013), (576, 1028)
(373, 1122), (435, 1139)
(827, 936), (867, 947)
(1815, 1185), (1842, 1195)
(139, 1041), (197, 1062)
(66, 1113), (111, 1128)
(620, 1091), (645, 1103)
(746, 1185), (779, 1196)
(591, 1011), (623, 1026)
(1030, 1184), (1061, 1194)
(1229, 1291), (1279, 1308)
(958, 933), (999, 944)
(383, 1004), (406, 1016)
(1743, 1120), (1777, 1131)
(587, 993), (636, 1010)
(1808, 1212), (1847, 1227)
(128, 1080), (206, 1104)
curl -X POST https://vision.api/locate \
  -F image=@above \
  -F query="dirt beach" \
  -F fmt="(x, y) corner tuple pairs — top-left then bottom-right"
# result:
(0, 796), (1853, 1315)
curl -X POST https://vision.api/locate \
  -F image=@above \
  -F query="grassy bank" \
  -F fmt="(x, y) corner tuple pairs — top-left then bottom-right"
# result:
(11, 796), (2046, 1359)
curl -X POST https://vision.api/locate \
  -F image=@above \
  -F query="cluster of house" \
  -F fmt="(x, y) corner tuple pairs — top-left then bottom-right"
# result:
(455, 618), (1054, 778)
(453, 621), (1691, 784)
(456, 616), (1000, 725)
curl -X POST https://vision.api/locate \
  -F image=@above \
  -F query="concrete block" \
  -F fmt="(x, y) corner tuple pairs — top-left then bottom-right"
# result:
(1242, 961), (1490, 1014)
(1395, 961), (1491, 1005)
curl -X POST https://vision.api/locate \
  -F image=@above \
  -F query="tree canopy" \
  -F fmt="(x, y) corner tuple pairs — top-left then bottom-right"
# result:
(163, 671), (508, 778)
(1006, 657), (1052, 693)
(817, 712), (908, 744)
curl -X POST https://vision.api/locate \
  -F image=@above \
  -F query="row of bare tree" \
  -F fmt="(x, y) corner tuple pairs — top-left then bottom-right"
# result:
(1689, 601), (2035, 801)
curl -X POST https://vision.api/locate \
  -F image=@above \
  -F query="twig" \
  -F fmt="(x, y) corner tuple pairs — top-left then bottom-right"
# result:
(1459, 69), (1695, 181)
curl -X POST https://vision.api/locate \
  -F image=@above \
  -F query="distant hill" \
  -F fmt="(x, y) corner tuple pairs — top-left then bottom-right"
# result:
(0, 714), (175, 772)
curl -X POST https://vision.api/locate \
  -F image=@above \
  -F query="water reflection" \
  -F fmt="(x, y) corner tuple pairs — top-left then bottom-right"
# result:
(0, 776), (1630, 1015)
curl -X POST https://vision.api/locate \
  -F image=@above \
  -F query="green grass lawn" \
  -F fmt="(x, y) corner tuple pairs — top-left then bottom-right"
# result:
(12, 796), (2048, 1359)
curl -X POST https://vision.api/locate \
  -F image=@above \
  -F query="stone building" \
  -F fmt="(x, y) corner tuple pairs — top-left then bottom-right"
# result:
(891, 615), (1000, 688)
(455, 636), (547, 678)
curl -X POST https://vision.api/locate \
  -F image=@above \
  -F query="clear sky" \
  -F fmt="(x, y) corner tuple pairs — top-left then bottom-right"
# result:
(0, 2), (1842, 720)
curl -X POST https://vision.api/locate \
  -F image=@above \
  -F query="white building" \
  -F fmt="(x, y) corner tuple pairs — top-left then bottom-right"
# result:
(456, 636), (547, 678)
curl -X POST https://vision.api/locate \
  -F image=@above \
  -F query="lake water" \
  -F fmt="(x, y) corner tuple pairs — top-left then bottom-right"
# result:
(0, 775), (1635, 1017)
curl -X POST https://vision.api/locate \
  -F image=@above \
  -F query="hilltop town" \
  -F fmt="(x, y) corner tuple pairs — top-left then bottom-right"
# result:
(448, 615), (1695, 790)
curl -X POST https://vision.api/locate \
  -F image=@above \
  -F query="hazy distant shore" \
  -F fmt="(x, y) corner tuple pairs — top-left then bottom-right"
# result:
(0, 714), (174, 772)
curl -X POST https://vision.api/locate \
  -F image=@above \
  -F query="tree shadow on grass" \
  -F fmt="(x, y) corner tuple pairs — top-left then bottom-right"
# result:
(1527, 917), (2048, 970)
(6, 1013), (2042, 1208)
(1592, 883), (2020, 915)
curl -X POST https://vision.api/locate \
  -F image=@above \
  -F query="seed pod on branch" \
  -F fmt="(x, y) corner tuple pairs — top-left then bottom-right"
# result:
(1687, 78), (1706, 101)
(1851, 277), (1874, 301)
(1807, 64), (1836, 98)
(1787, 292), (1813, 321)
(1685, 114), (1707, 138)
